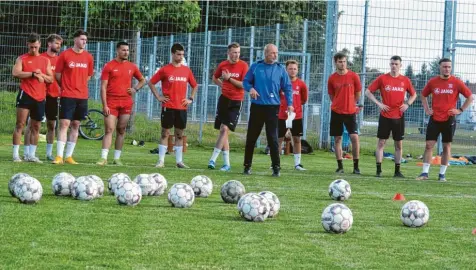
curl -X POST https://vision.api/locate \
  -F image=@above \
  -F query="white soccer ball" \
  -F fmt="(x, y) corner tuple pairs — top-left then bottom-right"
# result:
(237, 193), (270, 222)
(115, 181), (142, 206)
(108, 173), (131, 195)
(88, 175), (104, 197)
(328, 179), (351, 201)
(9, 173), (30, 197)
(71, 176), (98, 201)
(150, 173), (168, 196)
(133, 174), (158, 196)
(221, 180), (246, 203)
(321, 203), (353, 233)
(168, 183), (195, 208)
(190, 175), (213, 198)
(401, 200), (430, 228)
(51, 172), (75, 196)
(14, 176), (43, 204)
(258, 191), (280, 218)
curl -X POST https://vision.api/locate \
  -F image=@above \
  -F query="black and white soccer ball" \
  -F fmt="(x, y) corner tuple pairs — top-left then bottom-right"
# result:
(9, 173), (30, 197)
(258, 191), (280, 218)
(71, 176), (98, 201)
(328, 179), (351, 201)
(321, 203), (353, 233)
(220, 180), (246, 203)
(108, 173), (131, 195)
(88, 175), (104, 197)
(115, 181), (142, 206)
(14, 176), (43, 204)
(51, 172), (75, 196)
(133, 174), (158, 196)
(168, 183), (195, 208)
(190, 175), (213, 198)
(150, 173), (168, 196)
(401, 200), (429, 228)
(237, 193), (270, 222)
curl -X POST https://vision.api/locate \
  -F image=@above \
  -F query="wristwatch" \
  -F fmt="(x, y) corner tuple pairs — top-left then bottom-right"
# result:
(189, 97), (194, 103)
(458, 107), (464, 112)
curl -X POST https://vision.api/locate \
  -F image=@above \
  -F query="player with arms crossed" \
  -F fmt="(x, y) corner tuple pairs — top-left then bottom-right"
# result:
(149, 43), (198, 168)
(207, 42), (249, 172)
(365, 55), (417, 178)
(53, 29), (94, 164)
(417, 58), (473, 182)
(96, 41), (146, 166)
(12, 33), (53, 162)
(277, 60), (308, 170)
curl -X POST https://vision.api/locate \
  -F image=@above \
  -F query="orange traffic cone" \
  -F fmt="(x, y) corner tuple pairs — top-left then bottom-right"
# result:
(392, 193), (406, 201)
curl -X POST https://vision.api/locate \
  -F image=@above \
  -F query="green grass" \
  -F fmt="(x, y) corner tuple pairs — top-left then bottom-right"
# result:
(1, 135), (476, 269)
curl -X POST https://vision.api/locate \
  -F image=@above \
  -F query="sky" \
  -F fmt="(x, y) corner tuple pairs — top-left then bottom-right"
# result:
(337, 0), (476, 82)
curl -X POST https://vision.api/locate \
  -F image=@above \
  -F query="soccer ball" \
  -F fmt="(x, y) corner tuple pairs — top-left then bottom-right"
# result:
(88, 175), (104, 197)
(14, 176), (43, 204)
(150, 173), (168, 196)
(51, 172), (75, 196)
(221, 180), (246, 203)
(115, 181), (142, 206)
(328, 179), (351, 201)
(133, 174), (158, 196)
(401, 200), (429, 228)
(321, 203), (353, 233)
(108, 173), (131, 195)
(9, 173), (30, 197)
(71, 176), (98, 201)
(190, 175), (213, 198)
(258, 191), (280, 218)
(168, 183), (195, 208)
(237, 193), (270, 222)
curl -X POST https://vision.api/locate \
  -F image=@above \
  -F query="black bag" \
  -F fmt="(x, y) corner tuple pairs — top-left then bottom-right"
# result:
(300, 139), (313, 154)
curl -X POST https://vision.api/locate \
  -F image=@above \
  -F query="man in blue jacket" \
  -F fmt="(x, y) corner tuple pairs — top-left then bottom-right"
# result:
(242, 44), (294, 177)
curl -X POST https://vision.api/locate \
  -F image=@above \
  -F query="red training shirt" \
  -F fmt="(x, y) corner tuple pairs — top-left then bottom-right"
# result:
(55, 48), (94, 99)
(328, 70), (362, 114)
(149, 64), (198, 110)
(19, 53), (49, 101)
(422, 76), (472, 122)
(213, 60), (249, 101)
(368, 73), (416, 119)
(101, 59), (143, 99)
(279, 78), (308, 119)
(41, 52), (60, 98)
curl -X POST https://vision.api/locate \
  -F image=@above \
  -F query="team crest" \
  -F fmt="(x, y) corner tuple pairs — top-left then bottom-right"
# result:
(385, 85), (391, 91)
(448, 84), (453, 88)
(434, 88), (440, 94)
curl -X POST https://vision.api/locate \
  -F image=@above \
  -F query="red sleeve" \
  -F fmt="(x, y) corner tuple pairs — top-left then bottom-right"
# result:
(353, 72), (362, 93)
(300, 81), (308, 104)
(327, 75), (334, 96)
(88, 54), (94, 76)
(100, 63), (110, 81)
(422, 80), (432, 97)
(133, 65), (143, 80)
(188, 69), (198, 88)
(149, 69), (162, 85)
(406, 77), (416, 95)
(55, 53), (65, 73)
(368, 76), (381, 93)
(458, 79), (472, 98)
(213, 62), (222, 79)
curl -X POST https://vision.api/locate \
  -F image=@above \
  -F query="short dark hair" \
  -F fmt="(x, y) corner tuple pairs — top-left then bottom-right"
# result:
(46, 34), (63, 43)
(439, 58), (452, 65)
(333, 52), (347, 62)
(228, 42), (240, 50)
(116, 41), (129, 49)
(285, 59), (299, 67)
(27, 33), (41, 43)
(171, 43), (184, 54)
(73, 29), (88, 38)
(390, 55), (402, 62)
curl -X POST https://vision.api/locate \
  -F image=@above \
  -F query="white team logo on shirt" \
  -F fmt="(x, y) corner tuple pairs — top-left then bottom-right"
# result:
(434, 88), (440, 94)
(385, 85), (391, 91)
(448, 84), (453, 89)
(68, 61), (88, 68)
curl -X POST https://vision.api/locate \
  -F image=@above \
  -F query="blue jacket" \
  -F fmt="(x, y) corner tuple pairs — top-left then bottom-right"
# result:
(243, 60), (292, 106)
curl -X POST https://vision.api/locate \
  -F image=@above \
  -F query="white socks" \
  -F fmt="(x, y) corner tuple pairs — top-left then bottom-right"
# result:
(65, 141), (76, 158)
(422, 163), (430, 174)
(57, 141), (66, 158)
(24, 145), (30, 157)
(439, 165), (448, 175)
(13, 145), (20, 159)
(30, 145), (37, 158)
(101, 149), (109, 159)
(114, 150), (122, 160)
(158, 144), (167, 163)
(222, 150), (230, 166)
(294, 153), (301, 166)
(175, 146), (183, 163)
(210, 148), (221, 162)
(46, 143), (53, 157)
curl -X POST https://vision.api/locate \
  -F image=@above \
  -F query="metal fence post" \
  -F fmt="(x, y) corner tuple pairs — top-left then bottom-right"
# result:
(275, 23), (280, 62)
(94, 42), (101, 101)
(198, 0), (210, 144)
(247, 26), (255, 122)
(134, 31), (141, 113)
(109, 41), (114, 61)
(358, 0), (369, 130)
(83, 0), (88, 31)
(302, 19), (308, 139)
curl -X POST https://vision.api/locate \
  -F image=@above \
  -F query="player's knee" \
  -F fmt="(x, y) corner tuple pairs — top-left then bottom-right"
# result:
(220, 125), (229, 133)
(350, 134), (359, 142)
(105, 126), (114, 134)
(47, 121), (55, 131)
(116, 127), (126, 136)
(175, 132), (183, 140)
(292, 136), (301, 144)
(160, 129), (170, 140)
(425, 142), (434, 150)
(394, 143), (402, 151)
(15, 122), (25, 130)
(377, 140), (386, 148)
(335, 136), (342, 143)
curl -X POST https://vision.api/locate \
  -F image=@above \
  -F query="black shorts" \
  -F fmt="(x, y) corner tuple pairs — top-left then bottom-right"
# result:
(214, 95), (242, 132)
(330, 111), (358, 136)
(45, 95), (59, 121)
(16, 90), (45, 121)
(377, 115), (405, 141)
(426, 116), (456, 143)
(278, 118), (303, 138)
(59, 97), (88, 121)
(161, 107), (187, 129)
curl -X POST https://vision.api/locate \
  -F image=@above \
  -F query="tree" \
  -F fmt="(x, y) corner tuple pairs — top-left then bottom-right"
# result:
(428, 57), (441, 77)
(405, 64), (417, 87)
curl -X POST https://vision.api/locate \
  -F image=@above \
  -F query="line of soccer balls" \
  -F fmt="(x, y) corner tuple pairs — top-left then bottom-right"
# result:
(325, 179), (430, 233)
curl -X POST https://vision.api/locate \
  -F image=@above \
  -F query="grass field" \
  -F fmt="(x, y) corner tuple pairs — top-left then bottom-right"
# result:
(1, 135), (476, 269)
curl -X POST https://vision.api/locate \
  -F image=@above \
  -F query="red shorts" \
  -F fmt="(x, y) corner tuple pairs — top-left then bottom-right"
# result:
(107, 97), (133, 117)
